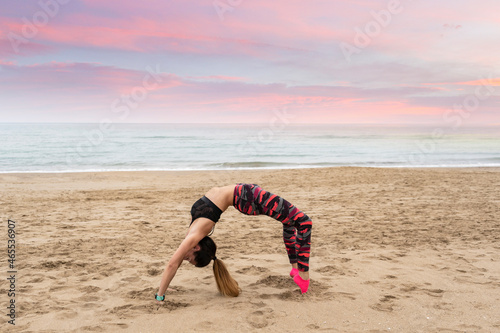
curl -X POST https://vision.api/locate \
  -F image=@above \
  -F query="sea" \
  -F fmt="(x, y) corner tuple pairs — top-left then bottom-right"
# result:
(0, 123), (499, 173)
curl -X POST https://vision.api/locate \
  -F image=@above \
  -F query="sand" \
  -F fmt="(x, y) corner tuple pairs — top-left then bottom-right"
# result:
(1, 167), (500, 332)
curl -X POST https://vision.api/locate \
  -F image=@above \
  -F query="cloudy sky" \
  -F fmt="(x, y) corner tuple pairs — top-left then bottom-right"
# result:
(1, 0), (499, 124)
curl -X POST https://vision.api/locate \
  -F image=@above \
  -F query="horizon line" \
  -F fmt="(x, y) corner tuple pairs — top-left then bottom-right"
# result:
(1, 121), (499, 127)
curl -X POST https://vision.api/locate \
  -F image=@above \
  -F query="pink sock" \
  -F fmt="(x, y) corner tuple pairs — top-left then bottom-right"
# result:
(293, 274), (310, 294)
(289, 268), (299, 278)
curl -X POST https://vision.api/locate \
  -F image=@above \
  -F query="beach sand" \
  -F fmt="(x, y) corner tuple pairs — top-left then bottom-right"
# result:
(1, 167), (500, 332)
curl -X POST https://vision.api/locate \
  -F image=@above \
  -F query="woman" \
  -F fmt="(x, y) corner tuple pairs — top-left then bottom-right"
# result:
(155, 183), (312, 302)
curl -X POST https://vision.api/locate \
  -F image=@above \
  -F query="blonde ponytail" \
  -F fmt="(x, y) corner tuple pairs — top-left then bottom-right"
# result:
(213, 258), (240, 297)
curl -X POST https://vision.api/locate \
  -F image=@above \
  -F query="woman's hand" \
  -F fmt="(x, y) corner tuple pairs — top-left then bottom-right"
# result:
(154, 293), (165, 303)
(154, 287), (179, 305)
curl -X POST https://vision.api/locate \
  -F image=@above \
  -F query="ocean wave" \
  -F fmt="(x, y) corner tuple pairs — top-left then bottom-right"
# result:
(2, 163), (500, 174)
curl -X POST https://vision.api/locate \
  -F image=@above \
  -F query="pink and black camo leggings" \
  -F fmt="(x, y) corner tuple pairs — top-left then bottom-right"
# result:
(233, 183), (312, 272)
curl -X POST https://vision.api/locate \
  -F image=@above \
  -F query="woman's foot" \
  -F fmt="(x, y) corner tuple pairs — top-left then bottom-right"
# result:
(289, 268), (299, 278)
(293, 274), (310, 294)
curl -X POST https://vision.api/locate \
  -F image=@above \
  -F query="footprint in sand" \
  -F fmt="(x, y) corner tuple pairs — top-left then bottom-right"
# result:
(194, 320), (216, 331)
(157, 300), (190, 311)
(106, 304), (138, 319)
(79, 285), (101, 293)
(55, 309), (79, 319)
(247, 310), (274, 329)
(370, 295), (397, 312)
(236, 265), (270, 275)
(79, 295), (101, 302)
(423, 288), (445, 297)
(126, 287), (157, 299)
(326, 291), (357, 301)
(112, 323), (129, 330)
(254, 275), (295, 289)
(49, 284), (66, 292)
(79, 325), (107, 332)
(306, 324), (321, 330)
(400, 283), (445, 298)
(26, 276), (44, 283)
(147, 268), (162, 276)
(433, 302), (453, 310)
(121, 275), (141, 283)
(38, 260), (69, 269)
(316, 265), (346, 275)
(400, 284), (418, 293)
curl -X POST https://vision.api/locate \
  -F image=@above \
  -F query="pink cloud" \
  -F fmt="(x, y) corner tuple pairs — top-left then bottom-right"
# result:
(455, 79), (500, 86)
(2, 1), (346, 58)
(1, 62), (303, 119)
(422, 78), (500, 88)
(0, 61), (185, 99)
(2, 58), (497, 124)
(19, 13), (297, 59)
(0, 19), (55, 57)
(187, 75), (246, 82)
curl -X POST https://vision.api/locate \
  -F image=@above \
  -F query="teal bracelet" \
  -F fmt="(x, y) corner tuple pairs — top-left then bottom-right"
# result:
(155, 293), (165, 301)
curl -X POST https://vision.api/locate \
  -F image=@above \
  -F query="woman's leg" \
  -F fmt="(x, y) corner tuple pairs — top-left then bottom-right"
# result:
(283, 224), (298, 265)
(249, 184), (312, 273)
(294, 214), (312, 274)
(234, 183), (312, 276)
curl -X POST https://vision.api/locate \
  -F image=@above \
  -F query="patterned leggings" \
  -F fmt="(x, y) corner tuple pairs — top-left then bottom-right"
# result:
(233, 184), (312, 272)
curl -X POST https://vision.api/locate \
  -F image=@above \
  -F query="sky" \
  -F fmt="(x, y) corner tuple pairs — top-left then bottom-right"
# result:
(0, 0), (499, 124)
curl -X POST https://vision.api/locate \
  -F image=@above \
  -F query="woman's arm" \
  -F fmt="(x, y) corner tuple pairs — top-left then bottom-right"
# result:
(156, 219), (214, 297)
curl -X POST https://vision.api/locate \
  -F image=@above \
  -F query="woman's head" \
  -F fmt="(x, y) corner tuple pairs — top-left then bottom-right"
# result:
(193, 236), (240, 297)
(194, 236), (216, 267)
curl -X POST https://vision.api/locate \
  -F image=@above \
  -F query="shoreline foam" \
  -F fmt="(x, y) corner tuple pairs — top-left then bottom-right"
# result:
(2, 163), (500, 174)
